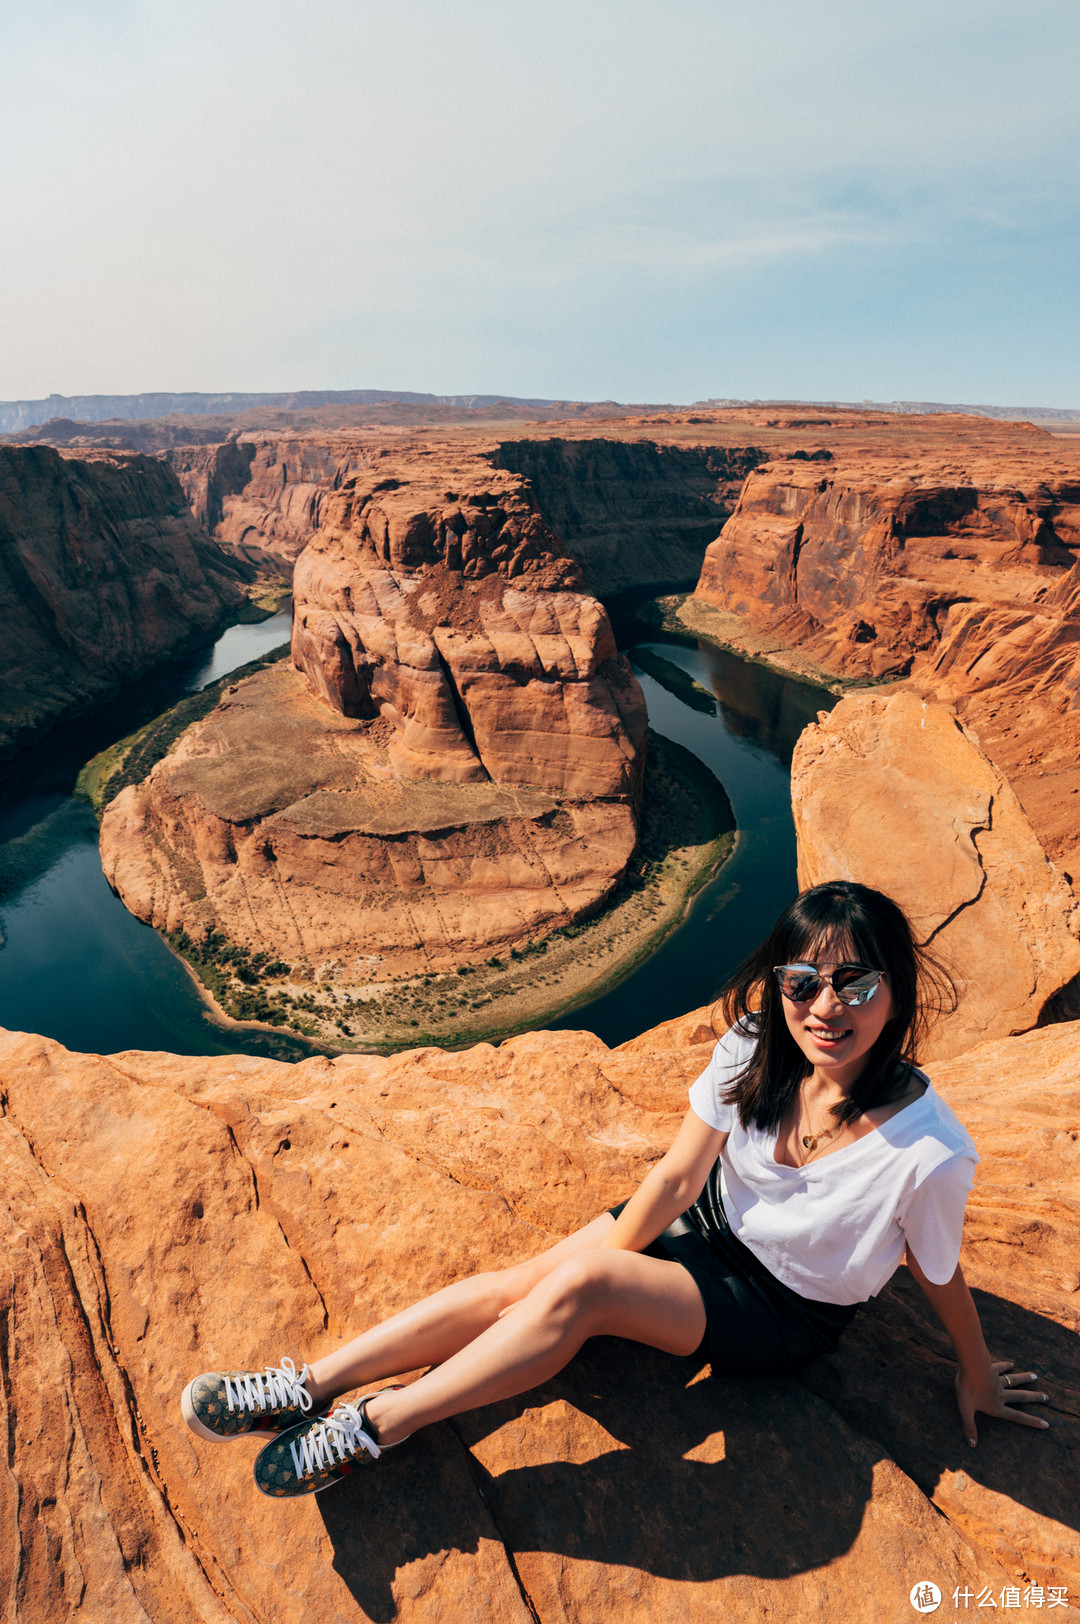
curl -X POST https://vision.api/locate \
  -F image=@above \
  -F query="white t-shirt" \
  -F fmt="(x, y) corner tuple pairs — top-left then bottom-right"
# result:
(687, 1023), (979, 1306)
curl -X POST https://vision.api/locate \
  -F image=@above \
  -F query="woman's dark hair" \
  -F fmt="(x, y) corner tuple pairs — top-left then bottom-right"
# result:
(715, 880), (957, 1131)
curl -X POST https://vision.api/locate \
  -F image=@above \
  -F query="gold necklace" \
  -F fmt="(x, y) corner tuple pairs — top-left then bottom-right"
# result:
(797, 1090), (844, 1154)
(801, 1121), (841, 1153)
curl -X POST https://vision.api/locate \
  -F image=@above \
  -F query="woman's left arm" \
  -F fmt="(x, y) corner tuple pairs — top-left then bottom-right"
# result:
(905, 1248), (1050, 1447)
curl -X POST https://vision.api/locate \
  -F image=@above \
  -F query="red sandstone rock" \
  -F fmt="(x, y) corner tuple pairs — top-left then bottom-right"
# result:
(691, 443), (1080, 876)
(7, 1009), (1074, 1621)
(99, 661), (638, 979)
(695, 462), (1080, 683)
(791, 690), (1080, 1057)
(0, 446), (252, 757)
(169, 435), (375, 565)
(291, 464), (647, 799)
(98, 455), (648, 983)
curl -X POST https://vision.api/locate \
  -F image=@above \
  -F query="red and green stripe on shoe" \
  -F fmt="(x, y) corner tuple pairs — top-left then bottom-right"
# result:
(255, 1393), (407, 1497)
(181, 1357), (321, 1441)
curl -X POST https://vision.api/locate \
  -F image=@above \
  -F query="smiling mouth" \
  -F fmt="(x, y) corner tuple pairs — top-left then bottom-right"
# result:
(805, 1025), (852, 1044)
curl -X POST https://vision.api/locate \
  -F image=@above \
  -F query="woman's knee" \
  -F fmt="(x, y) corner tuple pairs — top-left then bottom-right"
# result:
(530, 1252), (614, 1326)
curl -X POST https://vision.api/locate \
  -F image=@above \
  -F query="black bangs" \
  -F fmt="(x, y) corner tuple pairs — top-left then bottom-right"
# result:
(713, 880), (957, 1133)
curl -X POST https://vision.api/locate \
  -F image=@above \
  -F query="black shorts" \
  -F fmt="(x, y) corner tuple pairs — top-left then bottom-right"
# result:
(609, 1161), (858, 1378)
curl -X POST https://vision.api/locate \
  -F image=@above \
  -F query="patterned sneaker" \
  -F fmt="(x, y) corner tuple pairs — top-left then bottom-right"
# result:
(181, 1356), (318, 1442)
(254, 1393), (403, 1497)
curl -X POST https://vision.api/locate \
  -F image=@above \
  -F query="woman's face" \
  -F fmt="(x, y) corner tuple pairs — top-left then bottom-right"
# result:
(779, 938), (895, 1091)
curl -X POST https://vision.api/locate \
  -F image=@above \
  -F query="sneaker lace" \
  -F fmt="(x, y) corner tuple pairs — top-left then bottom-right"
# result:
(224, 1356), (313, 1417)
(289, 1401), (381, 1479)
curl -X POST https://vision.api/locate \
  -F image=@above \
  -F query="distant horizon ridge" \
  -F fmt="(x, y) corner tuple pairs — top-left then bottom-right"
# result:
(0, 387), (1078, 434)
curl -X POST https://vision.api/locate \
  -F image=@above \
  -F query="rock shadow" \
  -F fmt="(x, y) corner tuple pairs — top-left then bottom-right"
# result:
(798, 1271), (1079, 1541)
(318, 1280), (1078, 1620)
(318, 1337), (880, 1619)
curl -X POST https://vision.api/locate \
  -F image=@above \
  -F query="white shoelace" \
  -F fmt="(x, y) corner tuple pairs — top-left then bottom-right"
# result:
(223, 1356), (313, 1417)
(290, 1401), (381, 1479)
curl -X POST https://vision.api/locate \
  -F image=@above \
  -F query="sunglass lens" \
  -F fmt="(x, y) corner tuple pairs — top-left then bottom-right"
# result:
(834, 971), (880, 1006)
(776, 968), (821, 1002)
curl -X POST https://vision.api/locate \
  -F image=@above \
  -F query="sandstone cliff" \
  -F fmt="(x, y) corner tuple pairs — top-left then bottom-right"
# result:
(696, 461), (1080, 683)
(167, 435), (374, 565)
(693, 447), (1080, 875)
(163, 431), (768, 596)
(1, 1010), (1074, 1621)
(491, 437), (768, 595)
(99, 461), (648, 1008)
(791, 691), (1080, 1057)
(291, 465), (645, 795)
(0, 446), (253, 758)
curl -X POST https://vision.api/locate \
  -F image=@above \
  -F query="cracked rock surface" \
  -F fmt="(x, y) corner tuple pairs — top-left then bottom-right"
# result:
(791, 690), (1080, 1057)
(2, 1008), (1076, 1621)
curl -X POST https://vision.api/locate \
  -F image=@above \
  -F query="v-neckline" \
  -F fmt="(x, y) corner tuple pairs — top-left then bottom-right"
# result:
(769, 1081), (930, 1172)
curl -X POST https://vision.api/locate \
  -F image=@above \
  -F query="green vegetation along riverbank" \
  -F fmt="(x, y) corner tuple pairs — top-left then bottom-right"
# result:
(80, 705), (735, 1052)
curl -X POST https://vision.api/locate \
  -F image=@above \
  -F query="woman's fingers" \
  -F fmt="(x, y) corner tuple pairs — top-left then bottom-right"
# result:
(996, 1367), (1050, 1426)
(1000, 1404), (1051, 1429)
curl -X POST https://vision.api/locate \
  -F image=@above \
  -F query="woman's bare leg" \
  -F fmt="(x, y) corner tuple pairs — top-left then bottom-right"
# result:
(364, 1247), (707, 1445)
(304, 1213), (620, 1407)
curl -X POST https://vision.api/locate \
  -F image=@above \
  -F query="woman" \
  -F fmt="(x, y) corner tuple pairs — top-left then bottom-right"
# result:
(181, 880), (1050, 1497)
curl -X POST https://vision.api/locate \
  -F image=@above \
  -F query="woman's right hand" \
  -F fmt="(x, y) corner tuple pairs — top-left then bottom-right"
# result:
(955, 1358), (1050, 1448)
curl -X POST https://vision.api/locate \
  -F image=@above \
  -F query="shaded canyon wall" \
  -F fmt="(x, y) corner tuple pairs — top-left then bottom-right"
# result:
(0, 445), (253, 759)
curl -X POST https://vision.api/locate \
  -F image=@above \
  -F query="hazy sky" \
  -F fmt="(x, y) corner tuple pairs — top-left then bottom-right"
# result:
(1, 0), (1077, 405)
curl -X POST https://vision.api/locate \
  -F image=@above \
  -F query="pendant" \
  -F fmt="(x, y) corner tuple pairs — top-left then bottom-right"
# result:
(801, 1134), (817, 1151)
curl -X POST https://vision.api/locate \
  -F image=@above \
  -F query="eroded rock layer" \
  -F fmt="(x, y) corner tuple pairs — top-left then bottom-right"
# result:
(2, 1010), (1075, 1621)
(693, 442), (1080, 876)
(696, 461), (1080, 682)
(0, 446), (252, 757)
(792, 691), (1080, 1056)
(290, 463), (647, 799)
(168, 435), (373, 564)
(100, 461), (647, 981)
(491, 437), (769, 594)
(100, 661), (638, 977)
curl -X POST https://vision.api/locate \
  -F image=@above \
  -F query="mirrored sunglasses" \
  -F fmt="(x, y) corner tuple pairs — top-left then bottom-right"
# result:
(772, 963), (884, 1007)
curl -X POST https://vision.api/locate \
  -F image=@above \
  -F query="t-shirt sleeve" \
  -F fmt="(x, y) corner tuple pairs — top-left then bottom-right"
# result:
(897, 1155), (976, 1285)
(687, 1023), (755, 1133)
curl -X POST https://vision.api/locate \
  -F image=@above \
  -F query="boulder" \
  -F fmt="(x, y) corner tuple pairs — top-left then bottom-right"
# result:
(7, 1009), (1076, 1621)
(791, 690), (1080, 1057)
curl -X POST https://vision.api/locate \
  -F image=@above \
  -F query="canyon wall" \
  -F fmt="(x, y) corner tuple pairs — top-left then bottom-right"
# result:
(694, 450), (1080, 876)
(2, 1009), (1075, 1621)
(167, 435), (374, 564)
(100, 459), (647, 987)
(162, 430), (771, 594)
(695, 461), (1080, 682)
(491, 437), (769, 595)
(0, 446), (253, 759)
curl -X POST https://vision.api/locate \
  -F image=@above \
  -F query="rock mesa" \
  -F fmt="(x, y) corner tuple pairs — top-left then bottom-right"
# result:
(100, 462), (647, 981)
